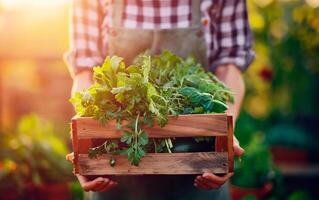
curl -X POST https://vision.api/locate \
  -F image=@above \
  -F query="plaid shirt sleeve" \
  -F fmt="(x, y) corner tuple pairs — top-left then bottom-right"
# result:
(208, 0), (255, 72)
(64, 0), (106, 77)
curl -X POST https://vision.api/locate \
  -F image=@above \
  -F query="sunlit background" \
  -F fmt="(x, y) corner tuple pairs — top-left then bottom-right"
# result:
(0, 0), (319, 199)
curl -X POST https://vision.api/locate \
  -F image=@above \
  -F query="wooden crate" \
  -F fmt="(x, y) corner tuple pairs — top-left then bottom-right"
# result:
(71, 114), (234, 175)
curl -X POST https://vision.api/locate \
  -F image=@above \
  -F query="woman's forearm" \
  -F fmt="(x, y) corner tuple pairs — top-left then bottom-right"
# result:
(71, 70), (93, 96)
(214, 64), (245, 124)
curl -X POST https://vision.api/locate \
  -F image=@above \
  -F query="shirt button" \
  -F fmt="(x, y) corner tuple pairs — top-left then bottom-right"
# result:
(202, 18), (209, 27)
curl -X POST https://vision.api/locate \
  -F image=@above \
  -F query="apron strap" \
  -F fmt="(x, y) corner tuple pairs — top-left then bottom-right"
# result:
(191, 0), (201, 28)
(112, 0), (124, 27)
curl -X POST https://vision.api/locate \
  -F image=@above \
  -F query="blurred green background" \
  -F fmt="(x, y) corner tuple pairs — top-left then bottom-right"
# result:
(0, 0), (318, 199)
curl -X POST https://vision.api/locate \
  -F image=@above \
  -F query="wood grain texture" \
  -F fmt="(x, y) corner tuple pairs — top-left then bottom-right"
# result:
(72, 114), (234, 175)
(77, 152), (228, 175)
(71, 119), (79, 173)
(74, 114), (228, 139)
(227, 116), (234, 172)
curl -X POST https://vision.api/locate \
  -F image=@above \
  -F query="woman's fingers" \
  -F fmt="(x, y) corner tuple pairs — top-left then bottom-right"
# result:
(65, 152), (74, 164)
(76, 174), (89, 188)
(82, 177), (107, 192)
(95, 180), (118, 192)
(233, 136), (245, 156)
(194, 177), (211, 190)
(76, 175), (117, 192)
(202, 172), (233, 185)
(194, 182), (210, 190)
(99, 181), (118, 192)
(92, 179), (110, 192)
(202, 172), (233, 183)
(195, 176), (220, 189)
(194, 173), (233, 189)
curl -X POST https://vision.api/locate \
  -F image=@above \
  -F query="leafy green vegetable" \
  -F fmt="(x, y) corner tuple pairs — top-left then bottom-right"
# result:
(70, 51), (233, 166)
(231, 133), (275, 188)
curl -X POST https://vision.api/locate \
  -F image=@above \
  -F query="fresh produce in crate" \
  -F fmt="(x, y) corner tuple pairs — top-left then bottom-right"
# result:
(70, 51), (234, 174)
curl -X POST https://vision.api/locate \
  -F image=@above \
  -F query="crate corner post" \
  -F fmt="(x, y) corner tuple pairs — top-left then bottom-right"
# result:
(71, 117), (79, 174)
(227, 115), (234, 173)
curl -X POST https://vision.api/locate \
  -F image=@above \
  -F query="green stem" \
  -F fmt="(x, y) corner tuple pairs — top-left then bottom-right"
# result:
(165, 139), (172, 153)
(153, 139), (157, 153)
(134, 113), (140, 150)
(135, 113), (140, 134)
(104, 141), (108, 152)
(168, 138), (173, 148)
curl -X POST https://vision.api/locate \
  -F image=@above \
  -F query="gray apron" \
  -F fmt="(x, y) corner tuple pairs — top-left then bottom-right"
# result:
(108, 0), (207, 68)
(89, 0), (230, 199)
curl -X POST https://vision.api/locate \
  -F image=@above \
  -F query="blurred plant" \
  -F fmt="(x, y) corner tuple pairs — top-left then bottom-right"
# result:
(241, 195), (256, 200)
(265, 124), (319, 152)
(0, 158), (22, 190)
(236, 1), (319, 170)
(70, 182), (84, 200)
(234, 112), (257, 148)
(231, 133), (275, 188)
(0, 114), (73, 192)
(288, 190), (312, 200)
(252, 0), (319, 120)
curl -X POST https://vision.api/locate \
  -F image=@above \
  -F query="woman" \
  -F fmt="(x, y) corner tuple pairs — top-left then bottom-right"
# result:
(65, 0), (255, 199)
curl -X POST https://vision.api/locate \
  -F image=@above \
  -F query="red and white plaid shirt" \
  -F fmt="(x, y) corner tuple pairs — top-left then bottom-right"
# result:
(66, 0), (255, 76)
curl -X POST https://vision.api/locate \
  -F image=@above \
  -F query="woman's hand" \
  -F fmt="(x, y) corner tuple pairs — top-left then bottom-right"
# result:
(66, 152), (118, 192)
(194, 173), (233, 190)
(193, 136), (244, 190)
(70, 71), (118, 192)
(76, 174), (118, 192)
(194, 64), (245, 190)
(233, 136), (245, 156)
(71, 70), (94, 95)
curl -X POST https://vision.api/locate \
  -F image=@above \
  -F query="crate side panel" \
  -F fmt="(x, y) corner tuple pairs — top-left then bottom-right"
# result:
(77, 152), (228, 175)
(76, 114), (228, 139)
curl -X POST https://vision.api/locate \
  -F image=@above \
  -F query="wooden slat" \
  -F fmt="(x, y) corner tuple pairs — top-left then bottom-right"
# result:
(74, 114), (228, 139)
(77, 152), (228, 175)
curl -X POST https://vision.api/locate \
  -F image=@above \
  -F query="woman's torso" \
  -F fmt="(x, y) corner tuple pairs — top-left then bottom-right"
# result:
(89, 1), (230, 199)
